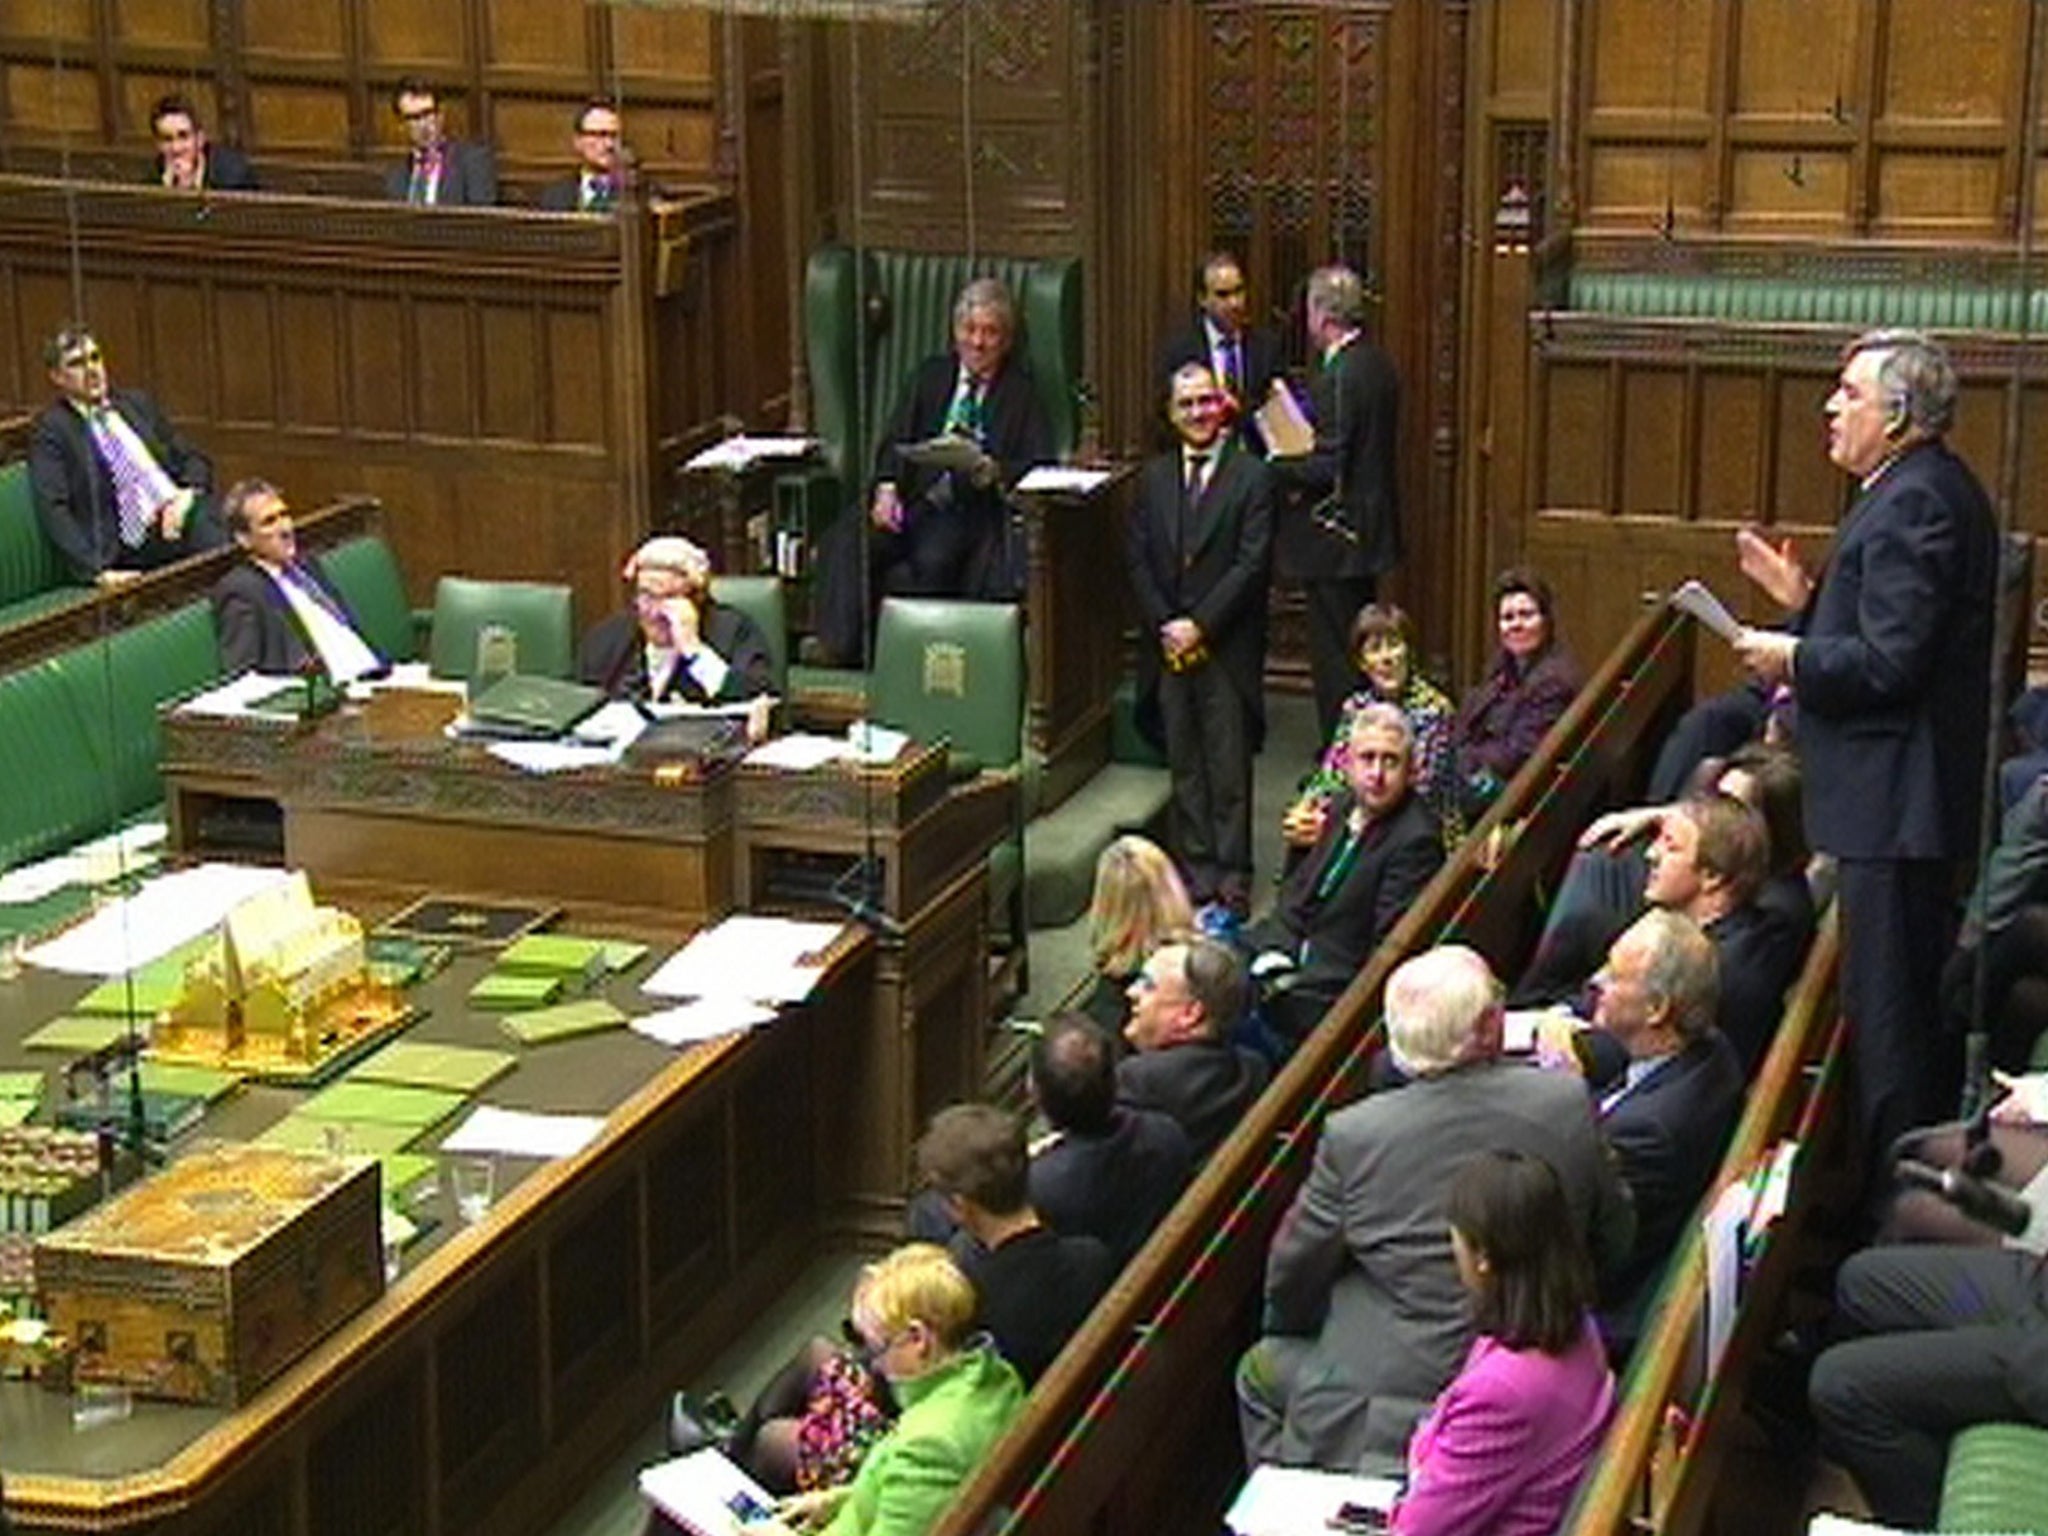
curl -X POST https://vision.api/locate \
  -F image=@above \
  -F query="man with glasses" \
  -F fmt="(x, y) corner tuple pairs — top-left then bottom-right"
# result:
(537, 98), (628, 213)
(148, 95), (256, 192)
(382, 79), (497, 207)
(29, 324), (225, 586)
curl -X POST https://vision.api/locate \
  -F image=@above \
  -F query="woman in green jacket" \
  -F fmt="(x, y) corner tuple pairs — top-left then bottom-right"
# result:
(774, 1243), (1025, 1536)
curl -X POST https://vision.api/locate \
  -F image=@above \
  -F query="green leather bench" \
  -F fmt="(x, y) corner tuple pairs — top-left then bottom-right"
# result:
(1939, 1422), (2048, 1533)
(1563, 270), (2048, 330)
(0, 460), (90, 629)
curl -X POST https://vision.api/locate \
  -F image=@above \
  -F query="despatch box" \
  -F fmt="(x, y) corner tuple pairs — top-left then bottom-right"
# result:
(34, 1144), (382, 1407)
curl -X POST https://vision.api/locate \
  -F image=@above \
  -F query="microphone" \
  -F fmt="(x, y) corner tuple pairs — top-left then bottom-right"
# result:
(1895, 1158), (2033, 1238)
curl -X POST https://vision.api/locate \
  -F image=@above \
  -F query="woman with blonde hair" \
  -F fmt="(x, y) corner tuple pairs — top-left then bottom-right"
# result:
(1083, 835), (1194, 1033)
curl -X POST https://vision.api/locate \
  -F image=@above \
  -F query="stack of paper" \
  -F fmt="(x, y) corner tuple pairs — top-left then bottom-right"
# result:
(348, 1041), (518, 1095)
(498, 998), (627, 1046)
(24, 864), (291, 977)
(631, 998), (776, 1049)
(441, 1105), (604, 1160)
(641, 915), (843, 1005)
(638, 1447), (781, 1534)
(1224, 1465), (1401, 1536)
(468, 972), (564, 1011)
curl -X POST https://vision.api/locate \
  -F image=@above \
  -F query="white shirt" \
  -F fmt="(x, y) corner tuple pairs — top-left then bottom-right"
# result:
(258, 560), (382, 681)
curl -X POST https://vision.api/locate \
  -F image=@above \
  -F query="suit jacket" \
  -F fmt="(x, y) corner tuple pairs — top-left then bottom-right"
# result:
(151, 145), (257, 191)
(1115, 1038), (1270, 1163)
(1028, 1106), (1194, 1268)
(1268, 333), (1400, 581)
(1597, 1032), (1743, 1331)
(873, 352), (1052, 511)
(1794, 438), (1999, 861)
(535, 175), (606, 213)
(1707, 900), (1810, 1073)
(382, 140), (498, 206)
(1246, 790), (1444, 1000)
(1124, 442), (1274, 736)
(950, 1225), (1114, 1386)
(29, 387), (214, 580)
(575, 606), (773, 704)
(1258, 1058), (1634, 1469)
(211, 559), (378, 677)
(1154, 317), (1283, 448)
(1393, 1322), (1614, 1536)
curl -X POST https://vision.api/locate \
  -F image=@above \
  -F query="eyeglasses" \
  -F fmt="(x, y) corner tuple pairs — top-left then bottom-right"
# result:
(398, 106), (439, 124)
(58, 347), (103, 369)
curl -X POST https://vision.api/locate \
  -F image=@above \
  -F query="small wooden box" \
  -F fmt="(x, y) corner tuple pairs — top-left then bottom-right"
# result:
(34, 1144), (382, 1407)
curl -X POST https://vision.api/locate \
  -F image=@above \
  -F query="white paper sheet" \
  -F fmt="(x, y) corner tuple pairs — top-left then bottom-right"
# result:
(638, 1447), (781, 1534)
(1703, 1175), (1757, 1375)
(641, 914), (844, 1003)
(24, 863), (293, 976)
(1225, 1464), (1401, 1536)
(684, 434), (818, 472)
(0, 818), (162, 905)
(571, 700), (652, 749)
(440, 1105), (605, 1160)
(1670, 579), (1744, 644)
(361, 663), (468, 697)
(744, 733), (853, 771)
(845, 721), (911, 763)
(631, 998), (777, 1048)
(486, 739), (625, 774)
(173, 671), (308, 719)
(1016, 464), (1114, 494)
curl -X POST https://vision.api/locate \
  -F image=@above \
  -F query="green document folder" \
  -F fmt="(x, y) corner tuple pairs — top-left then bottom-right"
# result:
(499, 998), (628, 1046)
(259, 1112), (421, 1156)
(349, 1041), (517, 1095)
(135, 1062), (242, 1104)
(23, 1016), (135, 1053)
(498, 933), (611, 983)
(300, 1080), (467, 1130)
(460, 674), (605, 740)
(0, 1070), (44, 1103)
(468, 972), (564, 1011)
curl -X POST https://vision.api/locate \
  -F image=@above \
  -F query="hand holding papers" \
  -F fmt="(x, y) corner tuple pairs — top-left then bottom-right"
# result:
(899, 433), (996, 484)
(1255, 378), (1314, 458)
(1669, 579), (1744, 644)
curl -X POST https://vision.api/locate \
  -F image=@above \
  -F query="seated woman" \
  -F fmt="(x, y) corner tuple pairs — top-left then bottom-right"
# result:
(1283, 603), (1459, 851)
(577, 534), (774, 731)
(1080, 835), (1194, 1036)
(1451, 569), (1581, 821)
(760, 1243), (1025, 1536)
(1391, 1149), (1615, 1536)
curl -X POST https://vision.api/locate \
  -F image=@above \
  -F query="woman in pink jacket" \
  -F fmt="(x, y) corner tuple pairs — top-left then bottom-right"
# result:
(1392, 1149), (1616, 1536)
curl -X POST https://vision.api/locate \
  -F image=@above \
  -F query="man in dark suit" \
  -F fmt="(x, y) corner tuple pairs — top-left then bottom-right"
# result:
(149, 94), (256, 191)
(1236, 944), (1634, 1469)
(384, 79), (498, 207)
(1579, 910), (1743, 1353)
(1027, 1013), (1193, 1268)
(577, 535), (774, 731)
(536, 98), (625, 213)
(914, 1103), (1114, 1387)
(211, 480), (383, 680)
(1125, 362), (1273, 911)
(1519, 792), (1803, 1073)
(1154, 252), (1283, 450)
(1268, 264), (1401, 742)
(1117, 934), (1269, 1162)
(28, 324), (225, 585)
(811, 277), (1054, 666)
(1244, 702), (1445, 1047)
(1735, 328), (1999, 1168)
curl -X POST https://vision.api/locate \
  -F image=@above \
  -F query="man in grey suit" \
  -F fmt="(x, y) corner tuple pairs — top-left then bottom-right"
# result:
(1236, 944), (1634, 1470)
(384, 79), (498, 207)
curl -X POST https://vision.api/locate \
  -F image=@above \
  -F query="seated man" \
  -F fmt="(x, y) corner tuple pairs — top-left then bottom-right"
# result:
(1026, 1012), (1194, 1268)
(149, 94), (256, 191)
(1117, 933), (1269, 1162)
(1810, 1243), (2048, 1529)
(384, 78), (498, 207)
(914, 1103), (1114, 1387)
(1518, 790), (1800, 1073)
(536, 97), (626, 212)
(1564, 910), (1742, 1354)
(211, 479), (384, 681)
(29, 324), (225, 585)
(1236, 945), (1634, 1470)
(1941, 771), (2048, 1073)
(811, 276), (1053, 666)
(577, 535), (773, 726)
(1242, 702), (1444, 1047)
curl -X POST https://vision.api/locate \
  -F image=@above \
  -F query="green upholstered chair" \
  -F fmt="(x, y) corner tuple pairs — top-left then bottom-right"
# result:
(0, 654), (119, 870)
(68, 602), (224, 819)
(869, 598), (1028, 968)
(0, 460), (86, 626)
(317, 535), (417, 664)
(1938, 1422), (2048, 1532)
(778, 245), (1084, 593)
(710, 575), (788, 693)
(427, 577), (575, 681)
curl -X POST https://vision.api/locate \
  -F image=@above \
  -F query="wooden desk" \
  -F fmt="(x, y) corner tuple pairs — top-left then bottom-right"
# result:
(161, 689), (739, 924)
(0, 890), (877, 1536)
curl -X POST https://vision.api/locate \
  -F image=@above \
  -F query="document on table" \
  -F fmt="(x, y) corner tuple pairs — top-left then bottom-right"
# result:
(1225, 1464), (1401, 1536)
(486, 739), (624, 774)
(174, 670), (309, 719)
(0, 821), (167, 905)
(641, 914), (845, 1003)
(683, 434), (818, 472)
(744, 732), (851, 770)
(1016, 464), (1114, 494)
(441, 1105), (605, 1161)
(24, 863), (292, 976)
(631, 997), (776, 1048)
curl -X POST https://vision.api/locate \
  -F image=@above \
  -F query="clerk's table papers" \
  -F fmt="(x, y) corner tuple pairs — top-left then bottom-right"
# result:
(25, 863), (293, 976)
(641, 914), (846, 1005)
(441, 1105), (605, 1161)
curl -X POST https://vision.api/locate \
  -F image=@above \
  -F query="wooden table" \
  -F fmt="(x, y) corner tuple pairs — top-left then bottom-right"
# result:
(0, 887), (877, 1536)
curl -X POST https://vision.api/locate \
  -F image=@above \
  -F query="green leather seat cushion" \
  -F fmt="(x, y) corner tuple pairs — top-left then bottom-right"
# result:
(0, 461), (86, 614)
(428, 576), (575, 681)
(1938, 1421), (2048, 1532)
(318, 535), (417, 665)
